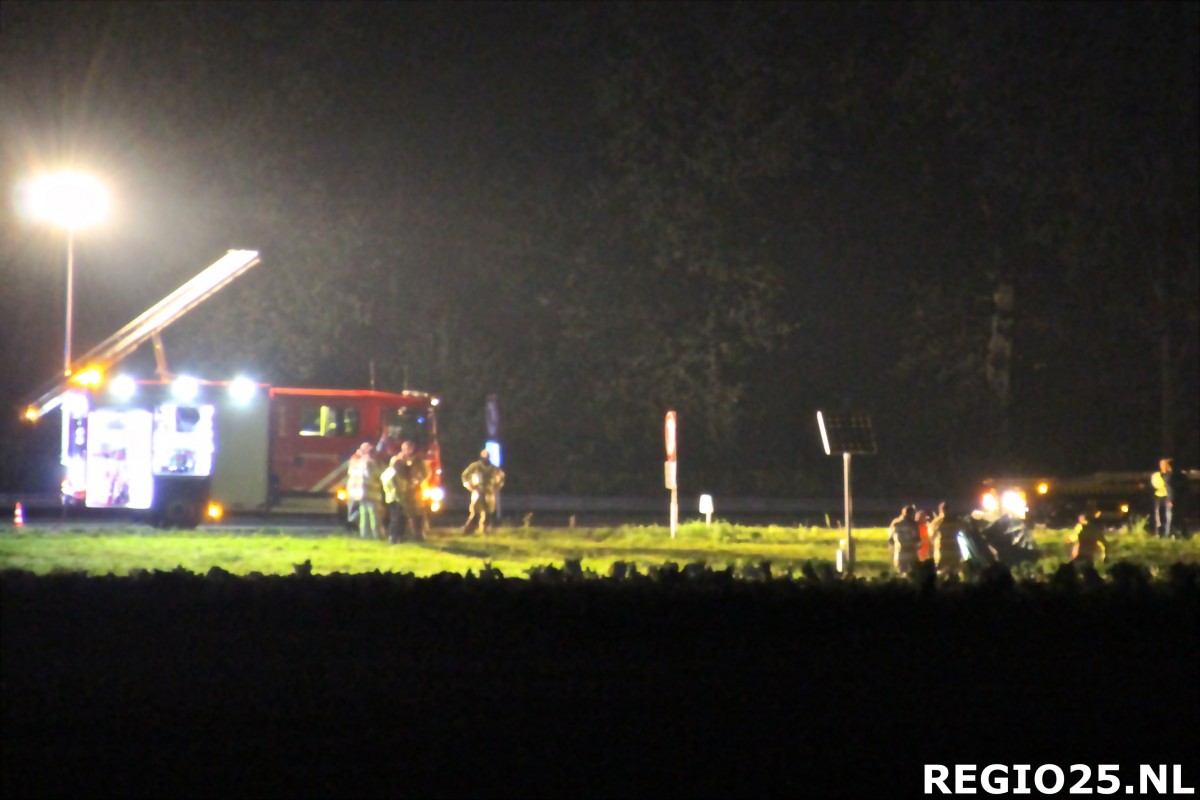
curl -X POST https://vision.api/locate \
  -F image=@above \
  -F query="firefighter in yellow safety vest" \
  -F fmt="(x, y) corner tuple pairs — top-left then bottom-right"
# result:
(1150, 458), (1175, 539)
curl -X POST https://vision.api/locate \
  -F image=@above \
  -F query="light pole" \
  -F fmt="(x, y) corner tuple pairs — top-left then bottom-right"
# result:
(24, 171), (109, 375)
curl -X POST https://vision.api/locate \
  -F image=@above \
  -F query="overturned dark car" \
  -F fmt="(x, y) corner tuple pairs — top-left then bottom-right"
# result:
(958, 513), (1040, 567)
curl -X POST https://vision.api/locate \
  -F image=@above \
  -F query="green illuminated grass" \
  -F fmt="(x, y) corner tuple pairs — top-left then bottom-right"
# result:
(0, 521), (1196, 578)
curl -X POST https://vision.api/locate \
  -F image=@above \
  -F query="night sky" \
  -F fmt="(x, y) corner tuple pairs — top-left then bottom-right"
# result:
(1, 1), (1196, 498)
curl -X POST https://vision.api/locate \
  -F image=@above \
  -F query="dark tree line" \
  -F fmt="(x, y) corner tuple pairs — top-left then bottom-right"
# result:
(1, 1), (1195, 497)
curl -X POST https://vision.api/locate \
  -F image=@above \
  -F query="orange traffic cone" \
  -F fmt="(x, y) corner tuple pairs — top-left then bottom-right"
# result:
(13, 502), (24, 527)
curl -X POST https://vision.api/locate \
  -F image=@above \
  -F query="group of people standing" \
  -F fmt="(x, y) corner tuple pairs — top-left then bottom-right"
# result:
(886, 502), (969, 576)
(345, 443), (506, 543)
(887, 457), (1187, 574)
(347, 440), (430, 544)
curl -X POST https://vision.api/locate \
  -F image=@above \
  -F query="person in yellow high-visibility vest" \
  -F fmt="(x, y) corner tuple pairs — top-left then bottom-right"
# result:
(1150, 458), (1175, 539)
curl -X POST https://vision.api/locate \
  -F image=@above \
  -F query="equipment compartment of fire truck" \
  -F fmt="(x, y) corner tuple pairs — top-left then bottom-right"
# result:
(22, 250), (443, 528)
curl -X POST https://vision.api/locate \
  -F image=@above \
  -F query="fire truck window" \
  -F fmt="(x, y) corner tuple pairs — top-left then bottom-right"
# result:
(299, 406), (359, 437)
(384, 407), (431, 447)
(340, 408), (360, 437)
(176, 407), (201, 432)
(299, 407), (322, 436)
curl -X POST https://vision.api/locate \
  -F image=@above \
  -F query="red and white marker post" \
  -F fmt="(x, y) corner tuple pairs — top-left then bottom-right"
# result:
(665, 410), (678, 539)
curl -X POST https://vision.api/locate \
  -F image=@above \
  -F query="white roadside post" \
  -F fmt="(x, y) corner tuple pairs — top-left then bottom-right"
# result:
(486, 393), (501, 522)
(699, 494), (713, 526)
(665, 410), (678, 539)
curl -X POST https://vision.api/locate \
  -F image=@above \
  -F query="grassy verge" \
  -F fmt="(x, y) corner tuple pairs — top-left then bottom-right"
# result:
(1, 520), (1197, 578)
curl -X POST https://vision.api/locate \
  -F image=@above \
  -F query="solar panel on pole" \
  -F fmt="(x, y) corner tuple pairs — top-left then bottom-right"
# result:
(816, 411), (877, 573)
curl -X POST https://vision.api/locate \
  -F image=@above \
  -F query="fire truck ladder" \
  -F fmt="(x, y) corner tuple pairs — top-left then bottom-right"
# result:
(23, 249), (262, 421)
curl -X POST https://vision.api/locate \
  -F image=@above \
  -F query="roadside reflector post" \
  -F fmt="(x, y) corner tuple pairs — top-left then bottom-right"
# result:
(486, 394), (501, 523)
(817, 411), (877, 576)
(699, 494), (713, 526)
(665, 410), (678, 539)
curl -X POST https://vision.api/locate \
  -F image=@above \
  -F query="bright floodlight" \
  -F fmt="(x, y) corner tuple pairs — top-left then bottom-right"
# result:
(24, 171), (109, 230)
(110, 374), (137, 400)
(1000, 490), (1027, 518)
(172, 375), (199, 402)
(228, 376), (258, 404)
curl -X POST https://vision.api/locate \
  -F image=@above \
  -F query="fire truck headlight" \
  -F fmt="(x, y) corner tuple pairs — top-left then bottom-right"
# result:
(981, 493), (1000, 513)
(1000, 490), (1027, 518)
(110, 374), (137, 400)
(228, 377), (257, 404)
(173, 376), (199, 402)
(424, 486), (444, 513)
(206, 502), (224, 521)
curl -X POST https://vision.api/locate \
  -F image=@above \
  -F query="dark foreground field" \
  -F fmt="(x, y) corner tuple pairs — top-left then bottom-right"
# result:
(3, 565), (1198, 799)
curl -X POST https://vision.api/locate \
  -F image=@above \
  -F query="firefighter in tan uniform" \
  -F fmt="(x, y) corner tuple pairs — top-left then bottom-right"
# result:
(461, 449), (505, 534)
(389, 440), (430, 542)
(930, 501), (964, 575)
(887, 505), (921, 576)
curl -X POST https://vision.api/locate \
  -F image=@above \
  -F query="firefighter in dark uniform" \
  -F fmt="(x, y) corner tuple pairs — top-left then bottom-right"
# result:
(461, 449), (505, 535)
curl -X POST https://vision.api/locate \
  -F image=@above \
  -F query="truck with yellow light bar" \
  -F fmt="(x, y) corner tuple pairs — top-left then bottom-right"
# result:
(21, 250), (444, 528)
(979, 471), (1198, 532)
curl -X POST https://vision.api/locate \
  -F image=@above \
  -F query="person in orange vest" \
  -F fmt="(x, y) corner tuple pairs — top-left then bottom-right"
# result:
(1068, 514), (1107, 563)
(915, 508), (931, 562)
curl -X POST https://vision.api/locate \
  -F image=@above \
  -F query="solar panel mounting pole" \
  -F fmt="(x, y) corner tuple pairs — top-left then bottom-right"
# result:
(843, 451), (853, 569)
(817, 411), (877, 575)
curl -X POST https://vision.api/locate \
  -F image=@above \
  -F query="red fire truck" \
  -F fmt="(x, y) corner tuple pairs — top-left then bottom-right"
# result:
(22, 250), (443, 527)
